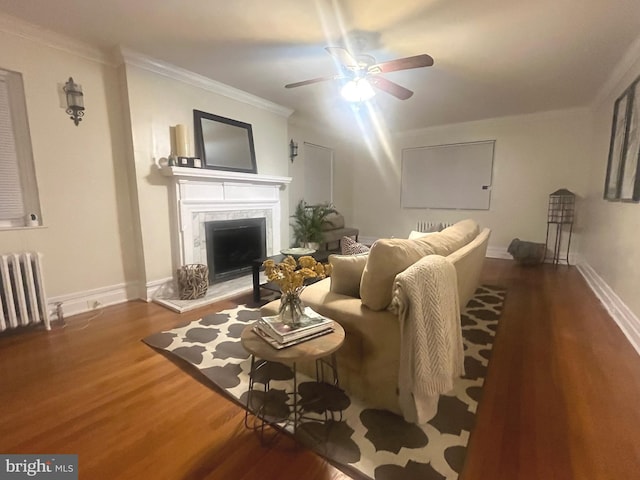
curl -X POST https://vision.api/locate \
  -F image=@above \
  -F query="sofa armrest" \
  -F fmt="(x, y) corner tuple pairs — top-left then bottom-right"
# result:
(306, 280), (401, 411)
(260, 278), (402, 413)
(447, 227), (490, 308)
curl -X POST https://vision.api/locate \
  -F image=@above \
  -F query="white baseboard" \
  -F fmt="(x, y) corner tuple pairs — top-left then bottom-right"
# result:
(487, 245), (581, 265)
(486, 246), (511, 259)
(577, 260), (640, 357)
(47, 282), (134, 322)
(146, 277), (175, 302)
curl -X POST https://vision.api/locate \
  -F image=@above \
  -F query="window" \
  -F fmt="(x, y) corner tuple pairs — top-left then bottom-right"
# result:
(0, 67), (41, 228)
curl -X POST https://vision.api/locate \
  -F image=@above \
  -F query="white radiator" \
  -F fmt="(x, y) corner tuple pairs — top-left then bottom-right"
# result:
(0, 252), (50, 332)
(416, 221), (454, 232)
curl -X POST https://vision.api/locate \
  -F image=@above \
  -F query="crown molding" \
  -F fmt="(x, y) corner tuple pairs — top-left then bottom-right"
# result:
(0, 12), (113, 66)
(396, 106), (590, 138)
(118, 48), (294, 118)
(592, 33), (640, 108)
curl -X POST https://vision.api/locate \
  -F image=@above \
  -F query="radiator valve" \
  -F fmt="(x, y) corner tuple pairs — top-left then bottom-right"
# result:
(56, 302), (65, 326)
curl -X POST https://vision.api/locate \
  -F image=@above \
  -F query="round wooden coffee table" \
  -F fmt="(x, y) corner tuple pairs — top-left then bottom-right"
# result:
(241, 321), (345, 437)
(241, 321), (345, 363)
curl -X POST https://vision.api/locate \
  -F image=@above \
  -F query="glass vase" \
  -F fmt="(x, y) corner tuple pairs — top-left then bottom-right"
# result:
(278, 291), (304, 328)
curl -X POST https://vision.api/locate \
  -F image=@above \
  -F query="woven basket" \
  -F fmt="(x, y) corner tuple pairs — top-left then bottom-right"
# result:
(177, 264), (209, 300)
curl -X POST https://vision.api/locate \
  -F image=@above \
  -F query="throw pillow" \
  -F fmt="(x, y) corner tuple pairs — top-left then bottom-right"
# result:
(360, 238), (437, 311)
(340, 236), (370, 255)
(329, 253), (369, 298)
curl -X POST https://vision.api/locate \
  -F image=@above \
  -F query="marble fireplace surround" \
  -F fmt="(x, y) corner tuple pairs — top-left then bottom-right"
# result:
(158, 166), (291, 311)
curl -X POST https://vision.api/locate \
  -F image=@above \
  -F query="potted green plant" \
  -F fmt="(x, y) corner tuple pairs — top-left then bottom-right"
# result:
(290, 200), (335, 249)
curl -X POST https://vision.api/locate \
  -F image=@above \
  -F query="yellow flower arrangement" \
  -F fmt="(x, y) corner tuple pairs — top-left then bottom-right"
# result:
(263, 255), (331, 326)
(262, 255), (331, 296)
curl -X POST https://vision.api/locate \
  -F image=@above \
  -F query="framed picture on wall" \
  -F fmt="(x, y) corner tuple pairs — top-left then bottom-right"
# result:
(604, 89), (630, 200)
(604, 76), (640, 202)
(619, 79), (640, 202)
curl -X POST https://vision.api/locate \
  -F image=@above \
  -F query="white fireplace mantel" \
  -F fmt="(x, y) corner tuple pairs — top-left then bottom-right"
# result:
(159, 165), (291, 188)
(162, 165), (292, 270)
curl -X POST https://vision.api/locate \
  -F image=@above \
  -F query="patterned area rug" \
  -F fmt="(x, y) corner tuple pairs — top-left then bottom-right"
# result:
(143, 285), (505, 480)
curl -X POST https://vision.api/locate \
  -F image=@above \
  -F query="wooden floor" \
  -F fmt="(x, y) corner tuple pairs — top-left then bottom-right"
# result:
(1, 259), (639, 479)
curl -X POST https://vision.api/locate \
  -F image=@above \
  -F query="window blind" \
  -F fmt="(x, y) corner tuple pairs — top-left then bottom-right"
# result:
(0, 77), (25, 221)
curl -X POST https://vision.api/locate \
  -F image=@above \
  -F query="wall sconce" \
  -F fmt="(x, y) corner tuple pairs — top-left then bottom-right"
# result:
(289, 139), (298, 163)
(63, 77), (84, 126)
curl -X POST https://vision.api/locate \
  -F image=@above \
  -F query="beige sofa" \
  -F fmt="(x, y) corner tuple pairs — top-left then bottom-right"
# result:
(261, 219), (490, 415)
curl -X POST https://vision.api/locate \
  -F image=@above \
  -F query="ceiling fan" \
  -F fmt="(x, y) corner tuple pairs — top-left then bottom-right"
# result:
(285, 47), (434, 101)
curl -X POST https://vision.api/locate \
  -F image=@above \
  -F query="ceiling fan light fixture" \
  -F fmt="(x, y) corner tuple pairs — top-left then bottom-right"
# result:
(341, 78), (375, 102)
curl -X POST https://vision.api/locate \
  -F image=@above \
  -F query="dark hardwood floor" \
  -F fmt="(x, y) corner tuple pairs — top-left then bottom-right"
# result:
(1, 259), (639, 479)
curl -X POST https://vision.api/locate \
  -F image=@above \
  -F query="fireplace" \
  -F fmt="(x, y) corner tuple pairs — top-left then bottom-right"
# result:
(205, 218), (266, 283)
(158, 166), (291, 306)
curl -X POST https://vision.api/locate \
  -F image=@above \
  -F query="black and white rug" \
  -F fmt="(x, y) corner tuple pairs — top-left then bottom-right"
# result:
(143, 285), (505, 480)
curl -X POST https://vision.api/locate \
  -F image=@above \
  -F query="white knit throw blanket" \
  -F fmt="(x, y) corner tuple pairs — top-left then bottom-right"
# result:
(391, 255), (464, 423)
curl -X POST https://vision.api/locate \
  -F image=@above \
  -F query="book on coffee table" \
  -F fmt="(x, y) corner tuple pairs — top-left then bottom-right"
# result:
(252, 324), (333, 350)
(257, 307), (333, 344)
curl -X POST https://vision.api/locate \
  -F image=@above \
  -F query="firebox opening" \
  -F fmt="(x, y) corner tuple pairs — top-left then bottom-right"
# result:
(205, 218), (266, 284)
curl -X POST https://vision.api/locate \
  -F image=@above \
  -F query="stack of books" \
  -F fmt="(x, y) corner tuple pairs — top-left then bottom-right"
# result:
(253, 307), (334, 349)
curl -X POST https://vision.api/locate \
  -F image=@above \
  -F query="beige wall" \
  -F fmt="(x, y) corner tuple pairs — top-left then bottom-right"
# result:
(121, 61), (291, 289)
(0, 27), (137, 299)
(351, 108), (592, 253)
(287, 118), (356, 235)
(581, 51), (640, 318)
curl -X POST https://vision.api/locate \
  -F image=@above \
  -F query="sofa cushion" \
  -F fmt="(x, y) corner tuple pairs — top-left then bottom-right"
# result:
(360, 219), (481, 311)
(329, 253), (369, 298)
(340, 236), (370, 255)
(360, 239), (437, 311)
(417, 219), (480, 256)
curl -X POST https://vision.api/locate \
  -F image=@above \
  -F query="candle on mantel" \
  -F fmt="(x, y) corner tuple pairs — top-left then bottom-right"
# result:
(175, 124), (189, 157)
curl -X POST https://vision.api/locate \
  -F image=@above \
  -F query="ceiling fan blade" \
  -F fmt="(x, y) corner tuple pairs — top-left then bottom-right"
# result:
(325, 47), (359, 70)
(369, 76), (414, 100)
(368, 54), (434, 74)
(285, 75), (343, 89)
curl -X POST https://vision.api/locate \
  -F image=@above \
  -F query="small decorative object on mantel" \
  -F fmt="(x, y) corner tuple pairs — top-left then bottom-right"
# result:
(175, 156), (203, 168)
(177, 264), (209, 300)
(263, 255), (331, 327)
(174, 124), (190, 157)
(168, 124), (202, 168)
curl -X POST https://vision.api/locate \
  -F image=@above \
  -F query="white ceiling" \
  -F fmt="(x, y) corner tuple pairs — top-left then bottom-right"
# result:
(1, 0), (640, 134)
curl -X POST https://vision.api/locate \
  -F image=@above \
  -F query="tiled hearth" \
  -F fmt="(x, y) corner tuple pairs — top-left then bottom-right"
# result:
(155, 166), (291, 312)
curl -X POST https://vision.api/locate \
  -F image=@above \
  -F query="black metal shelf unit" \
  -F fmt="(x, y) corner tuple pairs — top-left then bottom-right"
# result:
(544, 189), (575, 265)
